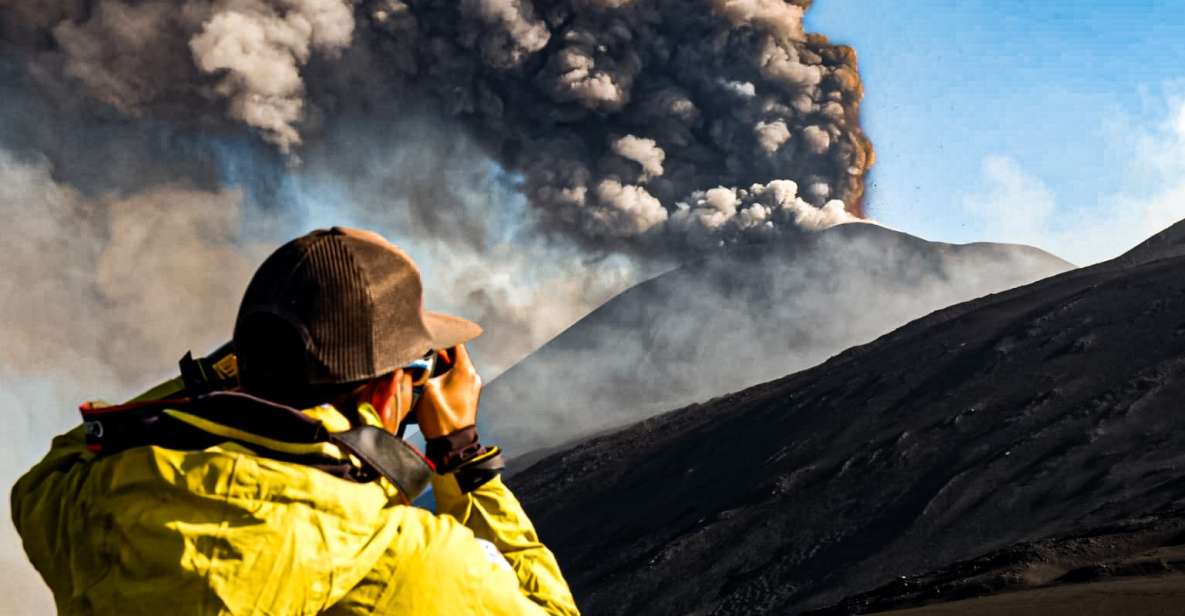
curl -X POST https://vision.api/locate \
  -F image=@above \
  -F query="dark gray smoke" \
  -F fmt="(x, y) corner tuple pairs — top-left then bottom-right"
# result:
(1, 0), (874, 254)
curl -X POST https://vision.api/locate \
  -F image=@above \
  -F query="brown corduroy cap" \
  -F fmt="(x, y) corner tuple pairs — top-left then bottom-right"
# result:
(233, 227), (482, 386)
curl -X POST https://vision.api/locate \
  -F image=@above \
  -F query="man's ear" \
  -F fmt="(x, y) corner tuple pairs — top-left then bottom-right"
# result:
(366, 369), (410, 433)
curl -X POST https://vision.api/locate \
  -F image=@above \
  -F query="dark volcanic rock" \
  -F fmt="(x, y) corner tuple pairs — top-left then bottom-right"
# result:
(508, 221), (1185, 615)
(484, 223), (1070, 454)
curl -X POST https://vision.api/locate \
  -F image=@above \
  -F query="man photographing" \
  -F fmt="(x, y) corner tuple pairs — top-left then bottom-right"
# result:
(12, 227), (580, 614)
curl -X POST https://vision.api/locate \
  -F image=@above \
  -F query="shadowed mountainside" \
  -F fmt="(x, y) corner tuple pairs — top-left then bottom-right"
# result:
(483, 222), (1071, 455)
(508, 219), (1185, 615)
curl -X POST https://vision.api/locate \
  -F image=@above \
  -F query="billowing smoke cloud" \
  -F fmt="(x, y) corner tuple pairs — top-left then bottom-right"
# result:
(1, 0), (874, 253)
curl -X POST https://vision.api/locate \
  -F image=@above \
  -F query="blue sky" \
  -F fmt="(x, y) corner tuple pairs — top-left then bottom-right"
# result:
(806, 1), (1185, 263)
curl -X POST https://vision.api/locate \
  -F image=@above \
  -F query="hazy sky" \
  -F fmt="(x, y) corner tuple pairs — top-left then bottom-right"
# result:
(807, 0), (1185, 264)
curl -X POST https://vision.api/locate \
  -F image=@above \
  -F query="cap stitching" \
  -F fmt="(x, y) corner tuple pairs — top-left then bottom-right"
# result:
(334, 235), (378, 376)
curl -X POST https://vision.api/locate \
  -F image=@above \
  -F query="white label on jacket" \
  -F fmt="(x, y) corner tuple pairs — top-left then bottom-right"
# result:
(476, 539), (513, 572)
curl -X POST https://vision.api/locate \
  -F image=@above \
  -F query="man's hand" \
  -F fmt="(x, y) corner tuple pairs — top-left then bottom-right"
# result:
(414, 344), (482, 440)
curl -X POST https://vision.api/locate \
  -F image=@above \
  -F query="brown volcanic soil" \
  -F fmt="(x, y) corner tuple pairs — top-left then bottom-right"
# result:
(879, 576), (1185, 616)
(809, 511), (1185, 614)
(483, 222), (1070, 456)
(508, 220), (1185, 615)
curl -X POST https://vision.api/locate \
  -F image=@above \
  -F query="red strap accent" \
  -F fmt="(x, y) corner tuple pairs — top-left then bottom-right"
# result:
(79, 398), (193, 417)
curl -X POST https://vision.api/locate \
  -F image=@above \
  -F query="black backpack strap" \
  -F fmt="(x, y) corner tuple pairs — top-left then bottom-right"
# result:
(330, 426), (434, 504)
(81, 392), (433, 503)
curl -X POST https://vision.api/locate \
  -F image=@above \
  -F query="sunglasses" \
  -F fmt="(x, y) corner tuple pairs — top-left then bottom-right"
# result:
(403, 350), (438, 389)
(396, 350), (438, 437)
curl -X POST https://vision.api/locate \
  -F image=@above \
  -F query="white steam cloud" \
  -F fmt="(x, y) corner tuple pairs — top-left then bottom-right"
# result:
(671, 179), (861, 245)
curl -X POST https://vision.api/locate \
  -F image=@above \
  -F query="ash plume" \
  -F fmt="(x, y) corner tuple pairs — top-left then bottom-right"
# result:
(1, 0), (874, 254)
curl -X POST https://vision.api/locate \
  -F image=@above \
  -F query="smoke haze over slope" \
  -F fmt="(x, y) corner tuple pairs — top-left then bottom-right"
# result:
(485, 223), (1073, 455)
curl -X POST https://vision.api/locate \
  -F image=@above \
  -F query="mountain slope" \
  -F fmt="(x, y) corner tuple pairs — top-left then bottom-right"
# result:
(483, 222), (1071, 454)
(1113, 218), (1185, 266)
(508, 220), (1185, 615)
(809, 510), (1185, 615)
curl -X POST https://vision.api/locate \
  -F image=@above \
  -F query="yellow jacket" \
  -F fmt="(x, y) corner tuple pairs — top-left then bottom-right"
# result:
(10, 401), (579, 615)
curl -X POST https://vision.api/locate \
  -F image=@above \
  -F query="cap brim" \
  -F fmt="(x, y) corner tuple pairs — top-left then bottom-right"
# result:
(423, 310), (483, 350)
